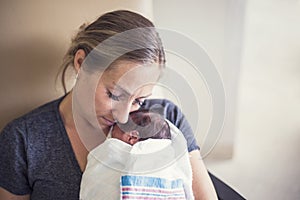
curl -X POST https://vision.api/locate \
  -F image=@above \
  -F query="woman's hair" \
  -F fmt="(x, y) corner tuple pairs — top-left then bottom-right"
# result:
(59, 10), (166, 93)
(117, 109), (171, 141)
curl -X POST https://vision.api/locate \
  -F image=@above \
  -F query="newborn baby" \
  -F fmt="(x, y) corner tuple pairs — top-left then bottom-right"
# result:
(111, 109), (172, 145)
(80, 110), (194, 200)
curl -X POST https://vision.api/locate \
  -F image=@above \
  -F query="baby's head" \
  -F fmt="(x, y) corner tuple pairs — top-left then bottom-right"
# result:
(111, 110), (171, 145)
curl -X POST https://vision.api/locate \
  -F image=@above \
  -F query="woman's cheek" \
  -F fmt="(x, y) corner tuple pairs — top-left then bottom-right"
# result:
(96, 99), (112, 112)
(95, 95), (111, 113)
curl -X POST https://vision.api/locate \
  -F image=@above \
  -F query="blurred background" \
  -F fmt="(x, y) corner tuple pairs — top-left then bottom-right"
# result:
(0, 0), (299, 199)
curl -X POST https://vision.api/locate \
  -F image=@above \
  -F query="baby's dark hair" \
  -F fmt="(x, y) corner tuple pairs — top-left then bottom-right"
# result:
(117, 109), (171, 141)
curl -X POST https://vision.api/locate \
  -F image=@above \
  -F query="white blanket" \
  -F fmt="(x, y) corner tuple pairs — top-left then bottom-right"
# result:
(80, 121), (194, 200)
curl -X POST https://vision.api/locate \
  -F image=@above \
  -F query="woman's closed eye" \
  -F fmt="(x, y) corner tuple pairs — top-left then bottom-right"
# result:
(107, 90), (123, 101)
(107, 89), (146, 107)
(133, 99), (145, 106)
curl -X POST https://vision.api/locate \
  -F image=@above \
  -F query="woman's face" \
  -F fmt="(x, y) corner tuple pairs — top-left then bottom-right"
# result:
(94, 60), (161, 134)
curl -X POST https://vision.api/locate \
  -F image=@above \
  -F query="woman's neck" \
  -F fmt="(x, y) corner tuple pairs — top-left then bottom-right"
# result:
(58, 91), (89, 172)
(59, 92), (75, 130)
(59, 91), (110, 142)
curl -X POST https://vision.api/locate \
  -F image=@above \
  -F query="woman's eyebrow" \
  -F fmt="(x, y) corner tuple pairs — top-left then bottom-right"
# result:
(113, 82), (131, 96)
(136, 93), (152, 99)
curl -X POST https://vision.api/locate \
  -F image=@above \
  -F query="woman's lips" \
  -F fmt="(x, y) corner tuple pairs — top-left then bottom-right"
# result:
(101, 117), (116, 126)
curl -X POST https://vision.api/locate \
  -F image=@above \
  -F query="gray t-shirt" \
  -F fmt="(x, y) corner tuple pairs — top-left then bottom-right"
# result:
(0, 96), (199, 199)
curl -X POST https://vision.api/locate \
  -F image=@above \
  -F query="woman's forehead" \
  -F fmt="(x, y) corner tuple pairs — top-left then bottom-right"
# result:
(102, 61), (161, 94)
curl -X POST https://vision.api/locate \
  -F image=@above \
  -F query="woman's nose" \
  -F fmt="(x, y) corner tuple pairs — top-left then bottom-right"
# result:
(112, 101), (132, 124)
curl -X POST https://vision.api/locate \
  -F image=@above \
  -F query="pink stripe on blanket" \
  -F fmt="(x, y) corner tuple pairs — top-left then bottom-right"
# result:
(121, 175), (186, 200)
(122, 195), (186, 199)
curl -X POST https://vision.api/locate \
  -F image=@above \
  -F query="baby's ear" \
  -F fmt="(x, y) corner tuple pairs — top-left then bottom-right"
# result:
(129, 137), (139, 145)
(128, 131), (139, 145)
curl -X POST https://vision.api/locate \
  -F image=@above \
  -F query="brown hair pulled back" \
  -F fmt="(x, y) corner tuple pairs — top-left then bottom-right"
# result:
(59, 10), (166, 93)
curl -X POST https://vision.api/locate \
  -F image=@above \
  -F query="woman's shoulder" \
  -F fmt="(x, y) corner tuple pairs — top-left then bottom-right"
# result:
(142, 98), (176, 107)
(141, 98), (183, 123)
(1, 96), (64, 134)
(142, 98), (180, 114)
(23, 96), (64, 119)
(142, 98), (200, 152)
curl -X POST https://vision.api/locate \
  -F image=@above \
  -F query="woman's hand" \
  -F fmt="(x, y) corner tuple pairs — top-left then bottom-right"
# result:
(0, 187), (30, 200)
(189, 150), (218, 200)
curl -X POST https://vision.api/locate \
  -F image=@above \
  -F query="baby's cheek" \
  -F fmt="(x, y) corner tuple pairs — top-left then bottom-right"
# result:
(111, 128), (122, 139)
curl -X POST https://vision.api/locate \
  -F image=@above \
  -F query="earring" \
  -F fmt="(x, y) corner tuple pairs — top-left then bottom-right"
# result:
(75, 68), (81, 80)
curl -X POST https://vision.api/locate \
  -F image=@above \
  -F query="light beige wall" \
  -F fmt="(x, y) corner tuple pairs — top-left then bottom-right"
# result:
(0, 0), (153, 130)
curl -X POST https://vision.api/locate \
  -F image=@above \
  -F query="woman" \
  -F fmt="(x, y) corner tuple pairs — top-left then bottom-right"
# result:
(0, 10), (217, 199)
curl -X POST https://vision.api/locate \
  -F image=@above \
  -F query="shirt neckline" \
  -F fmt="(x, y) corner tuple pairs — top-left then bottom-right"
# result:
(54, 95), (83, 174)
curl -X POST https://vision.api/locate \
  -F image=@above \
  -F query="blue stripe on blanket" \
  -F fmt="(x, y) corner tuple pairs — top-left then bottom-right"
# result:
(121, 175), (183, 189)
(121, 175), (186, 199)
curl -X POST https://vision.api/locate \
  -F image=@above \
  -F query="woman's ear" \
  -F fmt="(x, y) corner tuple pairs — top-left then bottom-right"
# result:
(74, 49), (86, 73)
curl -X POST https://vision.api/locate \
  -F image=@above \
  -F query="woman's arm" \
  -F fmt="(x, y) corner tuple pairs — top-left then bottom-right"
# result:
(189, 150), (218, 200)
(142, 99), (217, 199)
(0, 187), (30, 200)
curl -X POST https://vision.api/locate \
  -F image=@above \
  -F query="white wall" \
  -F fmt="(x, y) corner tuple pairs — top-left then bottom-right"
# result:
(206, 0), (300, 199)
(153, 0), (246, 158)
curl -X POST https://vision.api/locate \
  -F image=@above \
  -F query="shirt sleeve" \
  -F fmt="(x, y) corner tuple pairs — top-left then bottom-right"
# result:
(0, 118), (31, 195)
(142, 99), (200, 152)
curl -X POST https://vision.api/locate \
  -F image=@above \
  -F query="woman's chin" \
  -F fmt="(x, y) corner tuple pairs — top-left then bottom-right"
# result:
(97, 120), (112, 135)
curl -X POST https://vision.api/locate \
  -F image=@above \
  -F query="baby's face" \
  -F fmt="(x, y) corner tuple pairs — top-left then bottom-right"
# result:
(111, 125), (139, 145)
